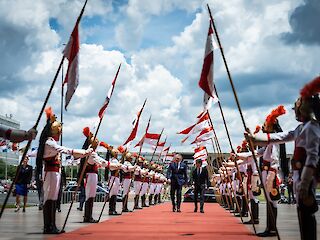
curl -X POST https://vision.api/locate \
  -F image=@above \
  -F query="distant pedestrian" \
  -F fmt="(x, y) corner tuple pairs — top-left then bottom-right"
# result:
(15, 156), (33, 212)
(287, 172), (295, 204)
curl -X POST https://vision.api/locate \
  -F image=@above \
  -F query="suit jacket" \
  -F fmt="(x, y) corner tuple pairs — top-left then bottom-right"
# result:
(192, 167), (210, 188)
(167, 161), (188, 186)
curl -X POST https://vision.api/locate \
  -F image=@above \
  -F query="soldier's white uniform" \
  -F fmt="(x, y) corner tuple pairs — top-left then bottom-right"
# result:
(109, 157), (121, 197)
(121, 160), (135, 196)
(140, 168), (149, 196)
(85, 152), (109, 200)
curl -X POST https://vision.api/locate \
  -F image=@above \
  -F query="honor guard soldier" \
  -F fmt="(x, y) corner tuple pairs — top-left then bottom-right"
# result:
(133, 156), (144, 209)
(36, 107), (93, 234)
(154, 165), (163, 204)
(121, 152), (136, 212)
(108, 148), (122, 215)
(148, 163), (157, 205)
(248, 76), (320, 240)
(81, 127), (110, 223)
(140, 160), (150, 207)
(239, 105), (287, 237)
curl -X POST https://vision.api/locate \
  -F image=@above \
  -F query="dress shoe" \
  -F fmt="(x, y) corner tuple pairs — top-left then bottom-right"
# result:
(177, 209), (181, 212)
(77, 207), (83, 211)
(109, 211), (121, 215)
(200, 210), (204, 213)
(257, 230), (277, 237)
(172, 207), (176, 212)
(194, 208), (198, 212)
(243, 219), (259, 224)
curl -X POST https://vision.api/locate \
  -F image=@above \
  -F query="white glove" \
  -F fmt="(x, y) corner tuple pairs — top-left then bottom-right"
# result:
(244, 132), (269, 146)
(298, 166), (314, 201)
(266, 171), (276, 192)
(85, 148), (94, 155)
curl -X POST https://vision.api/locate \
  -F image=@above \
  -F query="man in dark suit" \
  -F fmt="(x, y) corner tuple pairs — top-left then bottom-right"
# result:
(167, 153), (188, 212)
(192, 159), (210, 213)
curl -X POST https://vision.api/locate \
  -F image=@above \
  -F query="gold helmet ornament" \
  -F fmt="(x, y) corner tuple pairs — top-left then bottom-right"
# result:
(45, 107), (62, 137)
(295, 76), (320, 122)
(111, 148), (119, 158)
(138, 156), (144, 163)
(125, 152), (132, 161)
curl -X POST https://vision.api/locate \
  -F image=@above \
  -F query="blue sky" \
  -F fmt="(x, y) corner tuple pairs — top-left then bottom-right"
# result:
(0, 0), (319, 155)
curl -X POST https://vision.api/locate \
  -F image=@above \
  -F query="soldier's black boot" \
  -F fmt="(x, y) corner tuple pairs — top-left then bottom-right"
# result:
(244, 199), (259, 224)
(122, 195), (132, 212)
(240, 196), (248, 217)
(43, 201), (52, 234)
(110, 195), (121, 215)
(158, 194), (163, 203)
(257, 203), (277, 237)
(51, 200), (63, 234)
(83, 199), (91, 222)
(149, 194), (154, 205)
(142, 195), (148, 207)
(134, 195), (142, 209)
(88, 198), (98, 223)
(109, 195), (115, 214)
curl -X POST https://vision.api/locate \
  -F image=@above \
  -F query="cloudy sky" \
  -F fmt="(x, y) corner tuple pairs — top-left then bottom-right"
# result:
(0, 0), (319, 154)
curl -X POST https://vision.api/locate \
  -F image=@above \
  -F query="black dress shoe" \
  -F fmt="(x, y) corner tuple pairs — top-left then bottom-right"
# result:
(172, 207), (176, 212)
(194, 208), (197, 212)
(122, 209), (133, 212)
(243, 219), (259, 224)
(257, 230), (276, 237)
(77, 207), (83, 211)
(109, 211), (121, 215)
(177, 209), (181, 212)
(200, 209), (204, 213)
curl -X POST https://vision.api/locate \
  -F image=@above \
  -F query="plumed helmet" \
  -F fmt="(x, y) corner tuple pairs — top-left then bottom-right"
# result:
(125, 152), (132, 161)
(111, 148), (119, 157)
(45, 107), (61, 136)
(117, 145), (126, 154)
(295, 76), (320, 122)
(263, 105), (286, 133)
(83, 127), (99, 149)
(138, 156), (144, 163)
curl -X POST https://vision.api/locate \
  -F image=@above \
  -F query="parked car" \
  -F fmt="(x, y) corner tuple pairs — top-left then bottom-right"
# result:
(64, 184), (122, 202)
(183, 187), (216, 203)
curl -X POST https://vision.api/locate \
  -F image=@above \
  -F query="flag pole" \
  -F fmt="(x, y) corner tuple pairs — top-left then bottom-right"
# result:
(207, 4), (279, 239)
(61, 61), (120, 232)
(155, 136), (167, 163)
(136, 115), (152, 162)
(150, 128), (164, 163)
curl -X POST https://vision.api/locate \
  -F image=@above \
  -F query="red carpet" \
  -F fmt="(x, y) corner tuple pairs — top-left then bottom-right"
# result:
(51, 203), (258, 240)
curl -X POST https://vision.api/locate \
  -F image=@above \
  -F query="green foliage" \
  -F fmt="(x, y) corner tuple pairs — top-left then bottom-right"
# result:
(0, 159), (17, 180)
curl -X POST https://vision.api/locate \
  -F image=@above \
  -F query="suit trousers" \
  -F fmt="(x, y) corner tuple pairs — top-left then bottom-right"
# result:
(170, 181), (182, 209)
(194, 185), (205, 210)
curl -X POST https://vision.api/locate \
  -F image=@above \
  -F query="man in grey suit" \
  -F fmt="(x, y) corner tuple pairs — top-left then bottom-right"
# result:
(167, 153), (188, 212)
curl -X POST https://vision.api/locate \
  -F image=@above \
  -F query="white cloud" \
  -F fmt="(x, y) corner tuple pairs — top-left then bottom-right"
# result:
(0, 0), (318, 157)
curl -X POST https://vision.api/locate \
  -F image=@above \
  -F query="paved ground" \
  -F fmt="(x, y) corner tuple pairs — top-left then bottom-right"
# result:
(0, 201), (319, 239)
